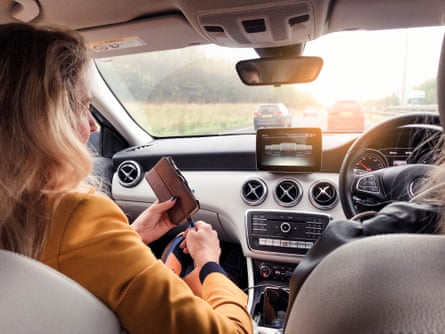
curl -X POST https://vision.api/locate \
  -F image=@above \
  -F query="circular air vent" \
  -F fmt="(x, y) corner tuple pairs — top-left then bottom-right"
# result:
(117, 160), (143, 188)
(273, 178), (303, 207)
(309, 180), (338, 210)
(240, 178), (267, 206)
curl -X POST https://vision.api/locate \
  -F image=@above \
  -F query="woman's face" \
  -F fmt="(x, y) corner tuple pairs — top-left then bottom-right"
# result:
(75, 77), (98, 144)
(73, 74), (98, 144)
(76, 96), (97, 144)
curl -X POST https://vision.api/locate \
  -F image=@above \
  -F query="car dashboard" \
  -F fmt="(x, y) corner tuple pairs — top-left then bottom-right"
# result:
(109, 123), (440, 332)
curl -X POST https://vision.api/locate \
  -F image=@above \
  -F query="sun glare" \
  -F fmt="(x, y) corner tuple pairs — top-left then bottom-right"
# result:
(302, 26), (445, 106)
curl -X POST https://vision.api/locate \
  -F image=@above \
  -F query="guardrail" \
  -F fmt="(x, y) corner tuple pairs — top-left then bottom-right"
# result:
(363, 105), (439, 124)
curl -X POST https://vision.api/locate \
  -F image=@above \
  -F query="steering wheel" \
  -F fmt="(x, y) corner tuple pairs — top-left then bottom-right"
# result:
(162, 233), (195, 278)
(339, 112), (442, 219)
(161, 232), (203, 296)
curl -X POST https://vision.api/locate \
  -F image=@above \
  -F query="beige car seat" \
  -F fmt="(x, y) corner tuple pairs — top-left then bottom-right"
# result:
(0, 249), (124, 334)
(285, 234), (445, 333)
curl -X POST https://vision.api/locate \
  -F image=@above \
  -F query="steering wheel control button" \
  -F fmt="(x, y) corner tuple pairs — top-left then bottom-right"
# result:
(357, 175), (379, 193)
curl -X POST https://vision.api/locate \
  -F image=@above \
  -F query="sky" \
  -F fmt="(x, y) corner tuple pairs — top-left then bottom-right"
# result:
(206, 25), (445, 106)
(300, 26), (445, 105)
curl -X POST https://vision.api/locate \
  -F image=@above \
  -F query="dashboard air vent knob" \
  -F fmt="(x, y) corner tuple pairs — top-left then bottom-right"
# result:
(117, 160), (143, 188)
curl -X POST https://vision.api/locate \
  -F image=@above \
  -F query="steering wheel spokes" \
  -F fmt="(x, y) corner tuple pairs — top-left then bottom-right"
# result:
(351, 164), (435, 214)
(339, 112), (441, 218)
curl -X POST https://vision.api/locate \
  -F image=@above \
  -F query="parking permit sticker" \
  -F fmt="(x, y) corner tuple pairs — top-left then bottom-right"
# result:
(87, 36), (145, 52)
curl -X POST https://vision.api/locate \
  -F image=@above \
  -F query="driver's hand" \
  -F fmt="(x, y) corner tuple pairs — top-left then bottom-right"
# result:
(182, 221), (221, 269)
(131, 197), (177, 244)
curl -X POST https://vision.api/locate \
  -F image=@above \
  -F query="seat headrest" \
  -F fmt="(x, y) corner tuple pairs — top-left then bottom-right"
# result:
(285, 234), (445, 333)
(0, 250), (123, 334)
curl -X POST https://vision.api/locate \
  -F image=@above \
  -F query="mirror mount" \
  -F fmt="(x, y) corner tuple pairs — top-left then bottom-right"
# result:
(255, 43), (305, 58)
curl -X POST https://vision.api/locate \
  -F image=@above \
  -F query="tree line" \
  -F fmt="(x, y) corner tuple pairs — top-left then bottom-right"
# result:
(97, 50), (436, 111)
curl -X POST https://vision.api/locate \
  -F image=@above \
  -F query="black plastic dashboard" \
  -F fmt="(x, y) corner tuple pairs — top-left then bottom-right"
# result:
(112, 123), (440, 178)
(112, 133), (353, 173)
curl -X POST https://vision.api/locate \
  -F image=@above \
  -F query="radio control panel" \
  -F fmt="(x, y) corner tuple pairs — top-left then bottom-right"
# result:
(245, 210), (331, 255)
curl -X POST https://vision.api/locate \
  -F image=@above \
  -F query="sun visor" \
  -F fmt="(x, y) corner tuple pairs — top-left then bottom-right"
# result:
(81, 15), (208, 58)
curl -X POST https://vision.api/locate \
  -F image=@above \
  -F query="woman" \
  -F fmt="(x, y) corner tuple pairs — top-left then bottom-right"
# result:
(0, 23), (252, 334)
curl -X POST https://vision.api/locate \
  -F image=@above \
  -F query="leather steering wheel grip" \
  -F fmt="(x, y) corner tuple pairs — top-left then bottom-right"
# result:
(161, 233), (202, 296)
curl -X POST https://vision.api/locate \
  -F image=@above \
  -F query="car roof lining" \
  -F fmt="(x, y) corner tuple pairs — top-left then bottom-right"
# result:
(0, 0), (443, 54)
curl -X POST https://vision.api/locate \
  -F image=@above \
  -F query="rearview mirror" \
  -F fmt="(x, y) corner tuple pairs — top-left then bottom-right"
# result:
(236, 56), (323, 86)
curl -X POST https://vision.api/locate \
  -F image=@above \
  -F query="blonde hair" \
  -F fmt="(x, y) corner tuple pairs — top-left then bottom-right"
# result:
(411, 135), (445, 230)
(0, 23), (93, 257)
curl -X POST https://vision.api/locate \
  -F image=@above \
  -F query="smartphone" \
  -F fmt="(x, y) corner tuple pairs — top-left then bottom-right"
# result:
(145, 156), (199, 225)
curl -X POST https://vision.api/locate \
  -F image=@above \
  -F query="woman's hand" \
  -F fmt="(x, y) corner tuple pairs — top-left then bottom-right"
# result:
(182, 221), (221, 269)
(131, 197), (177, 244)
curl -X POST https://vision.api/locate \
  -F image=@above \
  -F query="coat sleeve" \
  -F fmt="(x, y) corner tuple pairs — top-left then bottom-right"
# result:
(42, 193), (252, 334)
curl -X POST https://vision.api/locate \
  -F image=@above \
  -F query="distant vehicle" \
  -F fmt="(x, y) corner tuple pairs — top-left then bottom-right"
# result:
(303, 106), (319, 117)
(253, 103), (292, 130)
(327, 100), (365, 131)
(406, 90), (426, 105)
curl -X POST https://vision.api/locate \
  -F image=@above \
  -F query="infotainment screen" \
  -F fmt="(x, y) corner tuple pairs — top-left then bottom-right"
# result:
(256, 128), (322, 172)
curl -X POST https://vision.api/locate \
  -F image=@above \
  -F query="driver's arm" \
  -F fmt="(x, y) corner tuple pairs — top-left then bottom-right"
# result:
(40, 192), (253, 334)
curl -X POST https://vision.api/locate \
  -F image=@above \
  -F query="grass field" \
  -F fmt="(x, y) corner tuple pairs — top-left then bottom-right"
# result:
(125, 102), (257, 136)
(122, 101), (404, 135)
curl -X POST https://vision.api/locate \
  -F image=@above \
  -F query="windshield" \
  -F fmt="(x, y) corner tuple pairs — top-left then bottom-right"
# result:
(95, 26), (445, 137)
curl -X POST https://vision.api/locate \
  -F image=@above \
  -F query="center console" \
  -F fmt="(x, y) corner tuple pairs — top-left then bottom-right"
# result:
(246, 210), (330, 255)
(246, 209), (331, 332)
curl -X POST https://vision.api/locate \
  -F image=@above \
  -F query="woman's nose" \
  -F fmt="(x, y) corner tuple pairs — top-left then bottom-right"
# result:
(89, 113), (98, 133)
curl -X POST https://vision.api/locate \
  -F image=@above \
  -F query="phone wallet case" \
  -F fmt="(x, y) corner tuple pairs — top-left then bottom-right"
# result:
(145, 156), (199, 225)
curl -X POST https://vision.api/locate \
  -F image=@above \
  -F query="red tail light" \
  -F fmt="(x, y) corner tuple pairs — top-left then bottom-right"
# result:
(274, 110), (283, 115)
(254, 111), (260, 116)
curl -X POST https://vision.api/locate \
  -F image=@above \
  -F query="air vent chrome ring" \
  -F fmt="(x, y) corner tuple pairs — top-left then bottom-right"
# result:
(240, 177), (268, 206)
(117, 160), (143, 188)
(309, 180), (338, 210)
(273, 178), (303, 207)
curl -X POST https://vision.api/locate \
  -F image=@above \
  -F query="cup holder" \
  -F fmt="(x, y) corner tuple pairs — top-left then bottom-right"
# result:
(253, 286), (289, 329)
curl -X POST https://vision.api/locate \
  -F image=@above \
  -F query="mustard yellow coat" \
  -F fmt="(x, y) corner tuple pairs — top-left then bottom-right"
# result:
(40, 192), (253, 334)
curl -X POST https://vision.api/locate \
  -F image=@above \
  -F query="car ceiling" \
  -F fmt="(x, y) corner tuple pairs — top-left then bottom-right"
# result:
(1, 0), (444, 58)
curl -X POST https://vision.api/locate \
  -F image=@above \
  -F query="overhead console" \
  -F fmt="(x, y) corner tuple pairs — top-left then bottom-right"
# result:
(197, 1), (314, 48)
(181, 0), (331, 48)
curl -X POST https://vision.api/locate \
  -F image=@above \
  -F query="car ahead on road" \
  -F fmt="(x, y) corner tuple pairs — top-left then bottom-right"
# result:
(253, 103), (292, 130)
(1, 1), (445, 333)
(302, 105), (320, 117)
(327, 100), (365, 132)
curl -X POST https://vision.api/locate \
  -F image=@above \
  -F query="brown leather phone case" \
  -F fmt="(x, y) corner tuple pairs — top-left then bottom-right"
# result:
(145, 156), (199, 225)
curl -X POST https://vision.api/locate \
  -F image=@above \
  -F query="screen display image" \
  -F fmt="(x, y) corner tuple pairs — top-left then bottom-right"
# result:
(256, 128), (322, 172)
